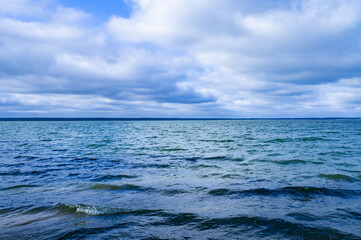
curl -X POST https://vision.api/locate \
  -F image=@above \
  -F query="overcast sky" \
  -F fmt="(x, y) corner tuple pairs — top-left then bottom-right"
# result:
(1, 0), (361, 118)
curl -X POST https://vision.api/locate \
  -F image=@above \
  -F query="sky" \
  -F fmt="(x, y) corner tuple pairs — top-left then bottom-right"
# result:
(1, 0), (361, 118)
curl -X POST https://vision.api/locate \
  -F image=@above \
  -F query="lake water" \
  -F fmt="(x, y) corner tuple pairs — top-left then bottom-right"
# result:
(0, 120), (360, 239)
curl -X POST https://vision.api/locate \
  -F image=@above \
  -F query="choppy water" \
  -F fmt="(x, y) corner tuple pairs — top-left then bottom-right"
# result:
(0, 120), (360, 239)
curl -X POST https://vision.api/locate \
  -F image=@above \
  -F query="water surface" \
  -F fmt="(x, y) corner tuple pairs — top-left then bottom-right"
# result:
(0, 120), (360, 239)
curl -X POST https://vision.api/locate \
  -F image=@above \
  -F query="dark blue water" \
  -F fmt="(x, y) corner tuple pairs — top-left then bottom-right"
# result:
(0, 120), (360, 239)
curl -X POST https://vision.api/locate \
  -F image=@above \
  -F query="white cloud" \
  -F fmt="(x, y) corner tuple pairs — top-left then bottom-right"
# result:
(305, 78), (361, 110)
(0, 0), (47, 17)
(1, 0), (361, 117)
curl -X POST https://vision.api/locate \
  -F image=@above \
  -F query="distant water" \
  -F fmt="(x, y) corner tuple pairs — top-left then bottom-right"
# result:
(0, 120), (360, 239)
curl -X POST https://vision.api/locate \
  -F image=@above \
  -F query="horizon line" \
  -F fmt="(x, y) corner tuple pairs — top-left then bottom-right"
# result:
(0, 117), (360, 121)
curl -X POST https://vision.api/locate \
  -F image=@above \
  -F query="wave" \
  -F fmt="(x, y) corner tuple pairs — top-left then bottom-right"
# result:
(54, 203), (160, 216)
(91, 174), (138, 181)
(163, 189), (189, 195)
(208, 186), (361, 199)
(254, 159), (323, 165)
(200, 139), (234, 143)
(221, 174), (242, 179)
(85, 183), (186, 196)
(318, 174), (360, 182)
(196, 215), (359, 239)
(13, 155), (37, 160)
(204, 156), (227, 160)
(3, 204), (360, 239)
(40, 139), (52, 142)
(189, 164), (221, 170)
(160, 148), (186, 152)
(336, 208), (361, 221)
(86, 143), (107, 148)
(87, 183), (149, 191)
(52, 148), (68, 152)
(71, 157), (98, 161)
(0, 204), (159, 218)
(201, 173), (222, 178)
(319, 151), (354, 156)
(289, 209), (361, 223)
(287, 212), (319, 221)
(265, 137), (325, 143)
(1, 184), (38, 191)
(184, 157), (201, 161)
(0, 170), (48, 176)
(185, 156), (244, 162)
(131, 163), (172, 169)
(274, 159), (308, 164)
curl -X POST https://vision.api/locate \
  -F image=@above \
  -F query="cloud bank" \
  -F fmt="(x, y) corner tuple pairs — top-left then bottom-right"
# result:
(1, 0), (361, 117)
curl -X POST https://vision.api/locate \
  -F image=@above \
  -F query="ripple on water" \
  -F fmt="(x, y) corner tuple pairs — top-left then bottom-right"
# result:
(197, 215), (358, 239)
(265, 137), (325, 143)
(221, 174), (242, 179)
(54, 203), (160, 216)
(91, 174), (138, 181)
(200, 139), (234, 143)
(188, 164), (221, 170)
(131, 163), (172, 169)
(0, 170), (48, 176)
(86, 183), (150, 192)
(208, 186), (361, 199)
(1, 185), (39, 191)
(1, 120), (361, 239)
(254, 159), (323, 165)
(86, 143), (107, 148)
(204, 156), (227, 160)
(317, 174), (360, 182)
(2, 202), (359, 239)
(160, 148), (186, 152)
(36, 203), (358, 239)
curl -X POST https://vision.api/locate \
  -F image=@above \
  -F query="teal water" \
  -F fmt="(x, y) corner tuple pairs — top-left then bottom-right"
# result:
(0, 120), (360, 239)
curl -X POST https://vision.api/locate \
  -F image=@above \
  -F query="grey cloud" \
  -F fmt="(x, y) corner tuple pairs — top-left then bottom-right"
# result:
(1, 0), (361, 117)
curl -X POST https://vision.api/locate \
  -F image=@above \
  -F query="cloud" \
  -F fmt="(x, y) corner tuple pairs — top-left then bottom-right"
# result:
(303, 78), (361, 113)
(0, 0), (47, 17)
(1, 0), (361, 117)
